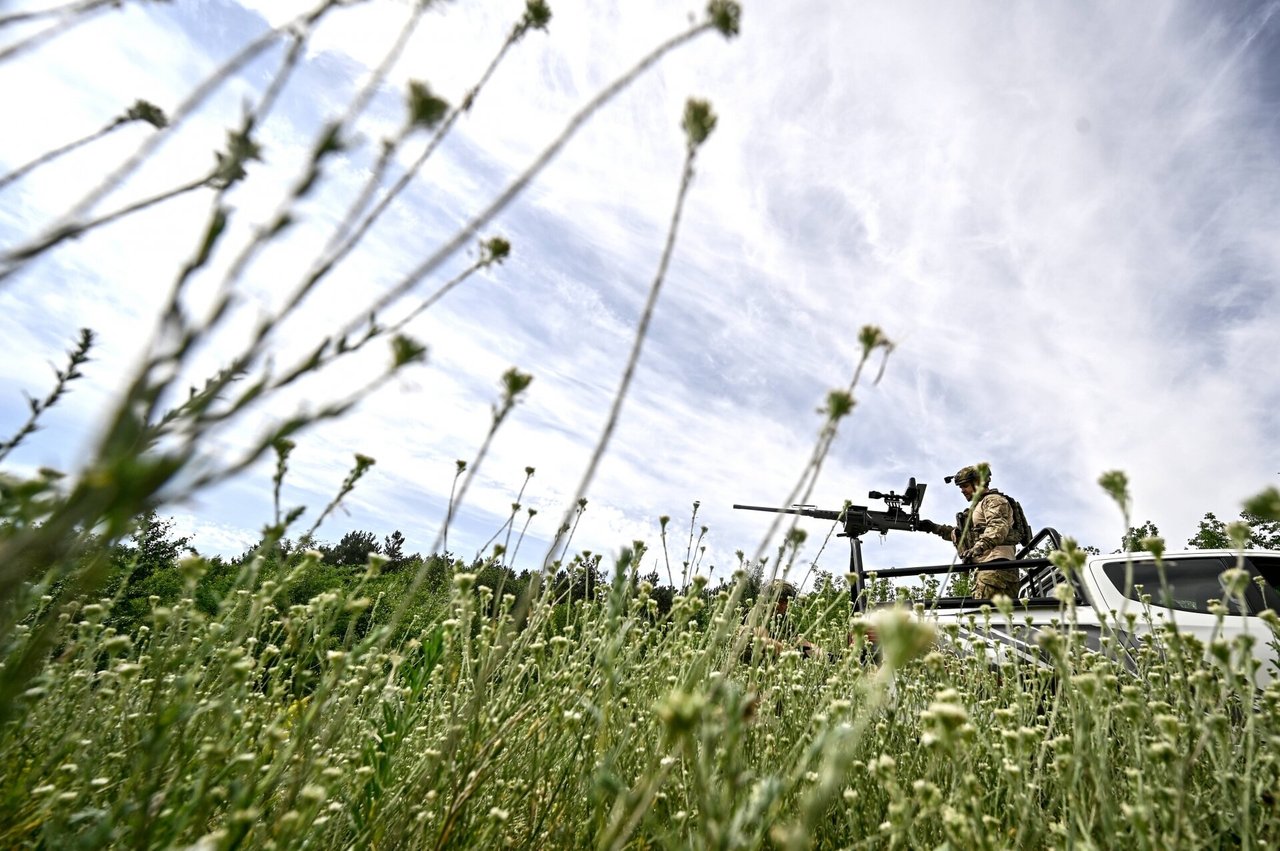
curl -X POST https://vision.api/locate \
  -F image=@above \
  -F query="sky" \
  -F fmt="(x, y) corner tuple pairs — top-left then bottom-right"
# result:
(1, 0), (1278, 584)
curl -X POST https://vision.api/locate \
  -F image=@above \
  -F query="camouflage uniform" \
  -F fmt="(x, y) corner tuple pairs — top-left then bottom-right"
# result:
(931, 466), (1021, 600)
(740, 581), (814, 662)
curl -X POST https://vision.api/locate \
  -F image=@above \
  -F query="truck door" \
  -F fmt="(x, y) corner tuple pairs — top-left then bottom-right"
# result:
(1088, 552), (1280, 687)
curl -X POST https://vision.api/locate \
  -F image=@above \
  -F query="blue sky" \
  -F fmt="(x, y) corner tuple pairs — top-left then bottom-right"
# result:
(1, 0), (1278, 580)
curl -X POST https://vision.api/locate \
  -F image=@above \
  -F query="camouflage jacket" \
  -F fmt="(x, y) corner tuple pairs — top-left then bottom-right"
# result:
(932, 490), (1018, 564)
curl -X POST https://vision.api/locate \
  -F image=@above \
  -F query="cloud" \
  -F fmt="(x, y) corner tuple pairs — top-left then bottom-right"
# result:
(2, 0), (1278, 585)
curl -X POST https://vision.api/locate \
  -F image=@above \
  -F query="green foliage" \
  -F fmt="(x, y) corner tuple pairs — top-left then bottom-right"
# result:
(1252, 514), (1280, 550)
(323, 529), (381, 568)
(943, 569), (974, 598)
(99, 511), (196, 630)
(1189, 511), (1231, 549)
(4, 514), (1280, 849)
(1188, 509), (1280, 550)
(1117, 519), (1161, 553)
(382, 530), (409, 569)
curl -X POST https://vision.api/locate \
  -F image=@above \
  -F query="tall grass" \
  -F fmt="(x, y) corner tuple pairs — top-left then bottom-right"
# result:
(2, 551), (1279, 848)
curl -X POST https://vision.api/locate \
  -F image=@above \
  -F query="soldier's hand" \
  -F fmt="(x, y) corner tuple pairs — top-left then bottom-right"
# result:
(917, 518), (937, 533)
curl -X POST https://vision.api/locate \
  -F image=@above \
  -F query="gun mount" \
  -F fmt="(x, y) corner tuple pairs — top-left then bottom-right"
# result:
(733, 477), (928, 612)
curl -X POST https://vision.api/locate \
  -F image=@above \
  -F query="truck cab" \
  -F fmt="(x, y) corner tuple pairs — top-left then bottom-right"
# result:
(1074, 548), (1280, 685)
(871, 541), (1280, 688)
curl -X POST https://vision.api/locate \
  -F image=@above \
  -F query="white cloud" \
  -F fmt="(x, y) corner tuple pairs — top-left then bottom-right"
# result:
(2, 0), (1278, 580)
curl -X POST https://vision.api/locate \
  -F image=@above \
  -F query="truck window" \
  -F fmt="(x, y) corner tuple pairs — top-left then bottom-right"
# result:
(1243, 556), (1280, 613)
(1101, 557), (1279, 616)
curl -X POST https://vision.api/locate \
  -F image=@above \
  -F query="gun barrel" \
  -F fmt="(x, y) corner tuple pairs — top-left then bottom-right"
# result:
(732, 504), (844, 522)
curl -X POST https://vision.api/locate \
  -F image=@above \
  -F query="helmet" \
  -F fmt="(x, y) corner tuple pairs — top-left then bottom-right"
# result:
(767, 579), (798, 602)
(945, 464), (990, 486)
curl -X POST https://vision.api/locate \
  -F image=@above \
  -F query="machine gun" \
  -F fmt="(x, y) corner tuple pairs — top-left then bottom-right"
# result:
(733, 477), (927, 612)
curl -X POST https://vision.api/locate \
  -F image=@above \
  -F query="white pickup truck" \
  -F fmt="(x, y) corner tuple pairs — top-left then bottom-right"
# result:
(868, 536), (1280, 686)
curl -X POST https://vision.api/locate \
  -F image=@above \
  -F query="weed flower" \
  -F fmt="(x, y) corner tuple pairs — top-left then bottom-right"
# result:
(869, 607), (936, 670)
(300, 785), (327, 803)
(1220, 567), (1251, 598)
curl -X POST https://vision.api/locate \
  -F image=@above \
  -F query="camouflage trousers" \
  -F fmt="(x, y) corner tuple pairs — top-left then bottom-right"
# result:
(973, 568), (1020, 600)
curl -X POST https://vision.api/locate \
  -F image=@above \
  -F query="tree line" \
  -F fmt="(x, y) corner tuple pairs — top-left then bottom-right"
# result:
(19, 504), (1278, 637)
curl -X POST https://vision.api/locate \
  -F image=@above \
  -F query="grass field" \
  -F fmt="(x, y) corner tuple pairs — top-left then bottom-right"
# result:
(2, 553), (1279, 849)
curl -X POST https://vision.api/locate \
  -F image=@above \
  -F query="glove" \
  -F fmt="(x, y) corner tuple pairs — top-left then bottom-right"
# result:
(961, 544), (988, 562)
(917, 518), (937, 533)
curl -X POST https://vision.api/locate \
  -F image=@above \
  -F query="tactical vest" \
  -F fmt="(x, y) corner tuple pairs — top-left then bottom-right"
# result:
(954, 489), (1033, 549)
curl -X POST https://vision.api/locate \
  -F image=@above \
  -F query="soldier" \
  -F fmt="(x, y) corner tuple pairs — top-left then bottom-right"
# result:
(917, 464), (1023, 599)
(741, 580), (817, 661)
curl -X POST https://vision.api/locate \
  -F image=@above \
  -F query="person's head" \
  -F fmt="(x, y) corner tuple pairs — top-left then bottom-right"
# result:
(768, 580), (798, 616)
(946, 464), (990, 500)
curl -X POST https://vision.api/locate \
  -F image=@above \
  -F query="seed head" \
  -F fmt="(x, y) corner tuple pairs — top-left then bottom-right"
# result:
(1098, 470), (1131, 513)
(821, 390), (855, 421)
(521, 0), (552, 32)
(868, 607), (935, 671)
(391, 334), (428, 368)
(681, 98), (717, 148)
(123, 98), (168, 129)
(500, 367), (533, 402)
(481, 236), (511, 265)
(1226, 521), (1251, 550)
(1220, 567), (1250, 599)
(406, 81), (449, 130)
(657, 689), (708, 741)
(706, 1), (741, 37)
